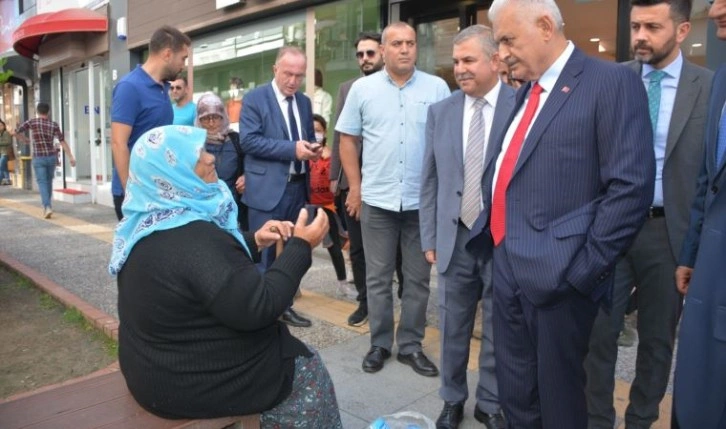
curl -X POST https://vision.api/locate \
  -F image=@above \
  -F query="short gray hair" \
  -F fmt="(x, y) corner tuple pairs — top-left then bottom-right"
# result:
(275, 45), (306, 64)
(453, 25), (498, 58)
(489, 0), (565, 31)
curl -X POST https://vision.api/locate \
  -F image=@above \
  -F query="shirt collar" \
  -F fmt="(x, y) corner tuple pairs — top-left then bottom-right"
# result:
(137, 65), (167, 89)
(642, 50), (683, 81)
(271, 80), (292, 103)
(465, 79), (502, 110)
(382, 67), (418, 88)
(537, 41), (575, 94)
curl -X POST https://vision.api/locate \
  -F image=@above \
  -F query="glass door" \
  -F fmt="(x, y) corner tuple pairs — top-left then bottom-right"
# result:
(415, 17), (460, 90)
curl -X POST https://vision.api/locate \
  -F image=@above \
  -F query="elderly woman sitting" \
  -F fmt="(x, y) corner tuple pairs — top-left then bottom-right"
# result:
(109, 125), (341, 428)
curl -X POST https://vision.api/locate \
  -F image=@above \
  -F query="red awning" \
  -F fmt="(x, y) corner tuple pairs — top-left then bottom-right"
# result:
(12, 8), (108, 58)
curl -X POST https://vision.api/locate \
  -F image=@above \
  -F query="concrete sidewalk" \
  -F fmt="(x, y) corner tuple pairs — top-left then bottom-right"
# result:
(0, 186), (672, 428)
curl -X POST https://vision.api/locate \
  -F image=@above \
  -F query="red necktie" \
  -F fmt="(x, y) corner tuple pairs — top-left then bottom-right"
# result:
(490, 82), (543, 246)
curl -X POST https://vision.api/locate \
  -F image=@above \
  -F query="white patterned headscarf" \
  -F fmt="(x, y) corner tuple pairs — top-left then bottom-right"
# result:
(194, 92), (230, 144)
(109, 125), (250, 275)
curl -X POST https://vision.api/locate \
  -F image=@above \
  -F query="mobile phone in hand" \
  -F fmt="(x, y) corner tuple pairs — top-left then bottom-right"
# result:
(309, 143), (322, 152)
(304, 204), (320, 226)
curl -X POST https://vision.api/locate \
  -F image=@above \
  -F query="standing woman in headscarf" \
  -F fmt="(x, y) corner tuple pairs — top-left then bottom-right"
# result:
(195, 92), (248, 229)
(109, 125), (341, 428)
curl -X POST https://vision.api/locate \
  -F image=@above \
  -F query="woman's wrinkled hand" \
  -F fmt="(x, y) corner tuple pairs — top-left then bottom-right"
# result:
(254, 220), (294, 249)
(293, 208), (329, 248)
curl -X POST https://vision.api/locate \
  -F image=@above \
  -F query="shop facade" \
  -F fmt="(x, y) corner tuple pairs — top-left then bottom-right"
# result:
(12, 0), (111, 203)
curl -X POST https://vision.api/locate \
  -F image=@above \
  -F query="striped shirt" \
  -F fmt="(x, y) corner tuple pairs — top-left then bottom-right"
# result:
(15, 117), (64, 157)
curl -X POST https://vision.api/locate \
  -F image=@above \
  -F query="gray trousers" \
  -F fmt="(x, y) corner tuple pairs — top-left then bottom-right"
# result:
(360, 203), (431, 354)
(438, 222), (499, 413)
(585, 217), (681, 429)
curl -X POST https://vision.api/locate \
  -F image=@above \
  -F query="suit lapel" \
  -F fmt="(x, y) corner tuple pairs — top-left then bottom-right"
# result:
(485, 84), (516, 172)
(665, 61), (701, 163)
(512, 49), (584, 178)
(266, 84), (290, 139)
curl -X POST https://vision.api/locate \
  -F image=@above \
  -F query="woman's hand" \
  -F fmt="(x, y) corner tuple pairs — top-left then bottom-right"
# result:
(235, 174), (245, 194)
(293, 208), (329, 248)
(254, 220), (294, 249)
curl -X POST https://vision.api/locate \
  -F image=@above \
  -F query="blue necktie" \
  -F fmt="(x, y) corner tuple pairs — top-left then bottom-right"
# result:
(286, 96), (303, 173)
(717, 104), (726, 168)
(647, 70), (666, 134)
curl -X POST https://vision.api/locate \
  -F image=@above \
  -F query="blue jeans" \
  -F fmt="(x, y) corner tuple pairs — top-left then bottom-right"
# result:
(0, 154), (8, 180)
(32, 155), (57, 208)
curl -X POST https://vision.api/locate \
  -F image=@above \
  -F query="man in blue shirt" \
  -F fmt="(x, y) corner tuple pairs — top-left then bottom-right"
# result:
(111, 25), (190, 220)
(171, 76), (196, 126)
(336, 21), (450, 377)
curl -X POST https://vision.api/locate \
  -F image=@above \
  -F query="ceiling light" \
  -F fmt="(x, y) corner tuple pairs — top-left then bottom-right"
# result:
(590, 37), (600, 42)
(598, 43), (606, 53)
(691, 43), (703, 47)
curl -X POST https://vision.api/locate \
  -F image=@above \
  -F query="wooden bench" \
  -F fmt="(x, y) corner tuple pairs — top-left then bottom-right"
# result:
(0, 365), (260, 429)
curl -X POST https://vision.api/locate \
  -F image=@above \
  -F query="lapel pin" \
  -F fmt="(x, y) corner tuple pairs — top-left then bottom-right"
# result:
(561, 86), (570, 93)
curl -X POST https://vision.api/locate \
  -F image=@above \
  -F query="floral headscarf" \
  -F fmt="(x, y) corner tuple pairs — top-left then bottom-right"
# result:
(109, 125), (250, 275)
(194, 92), (230, 144)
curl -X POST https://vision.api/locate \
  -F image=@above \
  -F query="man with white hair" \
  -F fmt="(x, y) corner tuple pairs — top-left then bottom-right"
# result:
(475, 0), (655, 427)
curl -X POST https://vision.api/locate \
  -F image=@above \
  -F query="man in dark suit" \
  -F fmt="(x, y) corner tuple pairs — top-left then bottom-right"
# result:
(673, 0), (726, 426)
(419, 25), (513, 429)
(240, 46), (320, 328)
(480, 0), (655, 427)
(584, 1), (713, 427)
(330, 32), (384, 327)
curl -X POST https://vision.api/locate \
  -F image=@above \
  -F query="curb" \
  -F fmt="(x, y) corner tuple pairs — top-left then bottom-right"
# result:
(0, 251), (119, 342)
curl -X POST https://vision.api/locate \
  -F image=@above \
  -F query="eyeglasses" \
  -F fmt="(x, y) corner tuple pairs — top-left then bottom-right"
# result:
(356, 50), (377, 59)
(200, 115), (222, 123)
(170, 85), (184, 91)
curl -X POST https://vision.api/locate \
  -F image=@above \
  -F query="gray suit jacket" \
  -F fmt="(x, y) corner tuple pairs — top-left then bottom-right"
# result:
(626, 59), (713, 259)
(330, 77), (361, 189)
(419, 84), (516, 273)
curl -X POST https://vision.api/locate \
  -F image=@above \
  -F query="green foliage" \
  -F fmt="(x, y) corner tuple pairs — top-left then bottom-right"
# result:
(0, 58), (13, 85)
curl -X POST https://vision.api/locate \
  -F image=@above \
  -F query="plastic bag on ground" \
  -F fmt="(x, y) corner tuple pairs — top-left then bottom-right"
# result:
(368, 411), (436, 429)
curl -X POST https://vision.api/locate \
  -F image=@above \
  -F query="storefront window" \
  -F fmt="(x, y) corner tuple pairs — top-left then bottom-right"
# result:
(191, 13), (306, 130)
(313, 0), (381, 139)
(476, 0), (710, 66)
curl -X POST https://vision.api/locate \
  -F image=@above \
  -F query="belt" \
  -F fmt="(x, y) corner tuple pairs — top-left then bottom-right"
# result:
(287, 173), (306, 183)
(647, 206), (665, 218)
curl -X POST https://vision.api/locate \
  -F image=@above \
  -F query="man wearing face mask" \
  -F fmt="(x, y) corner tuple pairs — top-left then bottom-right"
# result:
(330, 32), (385, 327)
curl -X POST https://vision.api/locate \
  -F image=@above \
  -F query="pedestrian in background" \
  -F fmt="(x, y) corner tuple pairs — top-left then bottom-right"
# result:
(0, 119), (13, 185)
(15, 103), (76, 219)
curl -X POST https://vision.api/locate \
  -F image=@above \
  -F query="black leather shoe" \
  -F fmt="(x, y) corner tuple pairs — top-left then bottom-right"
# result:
(362, 346), (391, 373)
(436, 401), (464, 429)
(474, 407), (506, 429)
(280, 308), (312, 327)
(397, 351), (439, 377)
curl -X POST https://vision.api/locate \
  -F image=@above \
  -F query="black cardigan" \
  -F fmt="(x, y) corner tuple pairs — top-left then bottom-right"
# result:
(117, 221), (312, 418)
